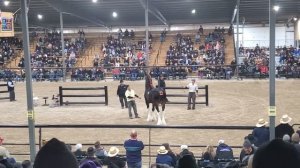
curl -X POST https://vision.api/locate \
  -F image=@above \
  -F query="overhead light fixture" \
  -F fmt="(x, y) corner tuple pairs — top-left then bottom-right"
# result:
(92, 0), (98, 3)
(191, 9), (196, 14)
(273, 5), (280, 12)
(4, 1), (10, 6)
(37, 14), (43, 20)
(112, 11), (118, 18)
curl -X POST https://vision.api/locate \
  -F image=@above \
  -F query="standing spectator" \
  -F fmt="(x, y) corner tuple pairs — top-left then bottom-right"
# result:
(117, 80), (128, 109)
(7, 77), (15, 101)
(252, 119), (269, 147)
(185, 79), (198, 110)
(156, 146), (173, 167)
(125, 85), (141, 119)
(176, 145), (197, 168)
(275, 114), (294, 139)
(104, 146), (126, 168)
(124, 130), (144, 168)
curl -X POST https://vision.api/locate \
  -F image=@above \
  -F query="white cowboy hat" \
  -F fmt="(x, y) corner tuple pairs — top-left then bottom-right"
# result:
(256, 119), (268, 127)
(157, 146), (168, 154)
(280, 114), (292, 124)
(107, 146), (119, 157)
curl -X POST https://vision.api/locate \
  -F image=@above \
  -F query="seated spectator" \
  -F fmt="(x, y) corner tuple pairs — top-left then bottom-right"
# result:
(291, 133), (300, 161)
(162, 143), (177, 167)
(104, 146), (125, 168)
(240, 140), (256, 167)
(252, 118), (269, 147)
(22, 160), (31, 168)
(215, 140), (234, 161)
(202, 145), (216, 161)
(176, 145), (197, 168)
(283, 134), (291, 142)
(94, 141), (107, 159)
(80, 147), (102, 167)
(253, 139), (300, 168)
(33, 138), (78, 168)
(74, 143), (87, 160)
(156, 146), (173, 167)
(275, 114), (294, 139)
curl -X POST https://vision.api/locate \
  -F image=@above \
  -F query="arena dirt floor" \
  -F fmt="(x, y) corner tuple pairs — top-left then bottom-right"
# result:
(1, 78), (300, 165)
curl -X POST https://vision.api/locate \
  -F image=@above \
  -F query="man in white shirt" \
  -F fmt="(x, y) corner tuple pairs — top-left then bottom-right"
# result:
(186, 79), (198, 110)
(125, 85), (141, 119)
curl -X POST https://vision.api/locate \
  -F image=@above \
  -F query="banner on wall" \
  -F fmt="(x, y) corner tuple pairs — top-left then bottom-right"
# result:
(0, 11), (14, 37)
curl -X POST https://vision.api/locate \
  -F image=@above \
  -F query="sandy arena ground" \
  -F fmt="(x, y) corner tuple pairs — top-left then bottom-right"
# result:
(0, 78), (300, 163)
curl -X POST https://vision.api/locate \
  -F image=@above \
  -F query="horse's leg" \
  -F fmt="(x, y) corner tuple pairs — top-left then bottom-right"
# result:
(151, 103), (156, 121)
(146, 100), (152, 122)
(161, 103), (167, 125)
(156, 104), (162, 125)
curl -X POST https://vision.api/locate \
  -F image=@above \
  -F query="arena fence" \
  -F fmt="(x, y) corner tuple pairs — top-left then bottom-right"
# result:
(165, 85), (209, 106)
(59, 86), (108, 106)
(0, 84), (9, 100)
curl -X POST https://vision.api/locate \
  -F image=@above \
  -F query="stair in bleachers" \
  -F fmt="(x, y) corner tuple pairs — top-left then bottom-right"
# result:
(224, 34), (235, 65)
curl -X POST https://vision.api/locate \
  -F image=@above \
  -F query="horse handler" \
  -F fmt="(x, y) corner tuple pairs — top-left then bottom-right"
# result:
(185, 79), (198, 110)
(125, 85), (141, 119)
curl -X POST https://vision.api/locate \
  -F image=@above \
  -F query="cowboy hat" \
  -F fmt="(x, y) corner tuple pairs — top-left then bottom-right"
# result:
(280, 114), (292, 124)
(256, 119), (268, 127)
(157, 146), (168, 154)
(107, 146), (120, 157)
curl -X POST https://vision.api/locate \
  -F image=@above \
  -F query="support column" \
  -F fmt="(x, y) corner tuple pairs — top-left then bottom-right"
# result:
(21, 0), (36, 163)
(145, 0), (150, 67)
(235, 0), (240, 64)
(269, 0), (276, 140)
(60, 12), (66, 82)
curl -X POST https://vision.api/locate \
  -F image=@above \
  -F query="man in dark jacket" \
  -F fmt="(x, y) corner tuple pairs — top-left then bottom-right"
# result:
(176, 145), (197, 168)
(239, 140), (256, 166)
(215, 140), (234, 161)
(117, 80), (128, 109)
(252, 119), (269, 147)
(275, 114), (294, 139)
(7, 78), (15, 101)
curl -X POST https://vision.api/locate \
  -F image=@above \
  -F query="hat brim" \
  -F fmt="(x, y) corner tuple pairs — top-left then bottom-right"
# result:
(107, 149), (119, 157)
(256, 122), (268, 127)
(157, 150), (168, 155)
(280, 117), (292, 124)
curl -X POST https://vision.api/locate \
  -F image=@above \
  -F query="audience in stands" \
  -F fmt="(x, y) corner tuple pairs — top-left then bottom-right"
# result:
(0, 37), (22, 66)
(239, 140), (256, 167)
(73, 143), (87, 161)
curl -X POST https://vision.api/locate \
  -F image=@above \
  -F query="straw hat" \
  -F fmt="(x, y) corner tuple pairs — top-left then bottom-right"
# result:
(157, 146), (168, 154)
(280, 114), (292, 124)
(107, 146), (120, 157)
(256, 119), (268, 127)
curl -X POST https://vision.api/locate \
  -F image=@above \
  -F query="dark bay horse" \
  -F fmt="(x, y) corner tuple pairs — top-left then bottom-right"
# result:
(144, 73), (168, 125)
